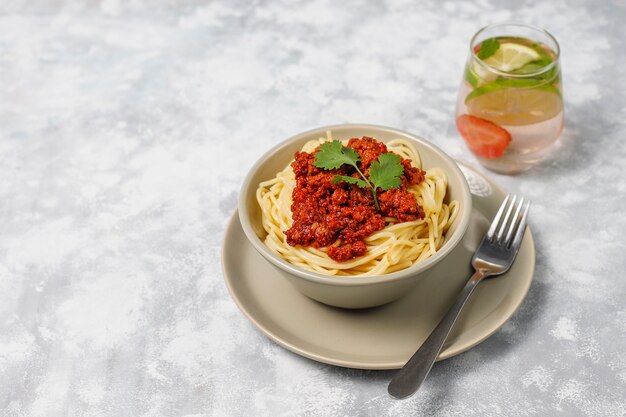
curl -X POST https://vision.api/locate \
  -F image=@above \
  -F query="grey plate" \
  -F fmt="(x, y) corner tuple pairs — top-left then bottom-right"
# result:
(222, 162), (535, 369)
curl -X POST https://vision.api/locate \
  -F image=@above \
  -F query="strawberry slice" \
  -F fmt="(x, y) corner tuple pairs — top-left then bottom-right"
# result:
(456, 114), (512, 159)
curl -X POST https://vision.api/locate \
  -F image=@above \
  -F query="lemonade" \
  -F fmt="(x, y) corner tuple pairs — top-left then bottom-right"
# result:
(456, 24), (563, 174)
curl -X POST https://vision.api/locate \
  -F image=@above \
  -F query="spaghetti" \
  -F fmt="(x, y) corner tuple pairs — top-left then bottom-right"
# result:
(256, 133), (459, 276)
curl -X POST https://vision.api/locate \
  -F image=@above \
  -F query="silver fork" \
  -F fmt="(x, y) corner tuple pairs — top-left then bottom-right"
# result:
(388, 194), (531, 399)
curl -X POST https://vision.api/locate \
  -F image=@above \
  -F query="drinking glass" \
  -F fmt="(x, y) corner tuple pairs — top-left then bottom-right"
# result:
(455, 23), (563, 174)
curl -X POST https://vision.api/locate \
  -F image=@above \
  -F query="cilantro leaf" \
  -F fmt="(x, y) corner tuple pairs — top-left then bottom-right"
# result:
(312, 140), (405, 212)
(369, 153), (404, 191)
(314, 140), (361, 170)
(477, 38), (500, 60)
(332, 175), (369, 189)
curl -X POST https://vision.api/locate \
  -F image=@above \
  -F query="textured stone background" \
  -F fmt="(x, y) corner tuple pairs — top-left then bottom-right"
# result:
(2, 0), (626, 416)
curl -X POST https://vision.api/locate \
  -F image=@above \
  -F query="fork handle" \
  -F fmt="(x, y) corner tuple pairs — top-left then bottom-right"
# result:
(388, 270), (488, 399)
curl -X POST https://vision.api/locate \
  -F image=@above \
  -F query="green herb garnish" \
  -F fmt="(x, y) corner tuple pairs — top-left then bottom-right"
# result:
(369, 153), (404, 191)
(314, 140), (404, 211)
(313, 140), (360, 170)
(331, 175), (369, 188)
(477, 38), (500, 60)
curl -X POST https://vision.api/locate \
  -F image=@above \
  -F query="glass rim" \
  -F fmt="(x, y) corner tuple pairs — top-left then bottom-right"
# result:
(470, 22), (561, 79)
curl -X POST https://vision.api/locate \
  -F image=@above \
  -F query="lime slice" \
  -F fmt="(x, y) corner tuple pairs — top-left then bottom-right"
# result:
(464, 66), (478, 87)
(483, 42), (541, 73)
(468, 61), (497, 85)
(465, 78), (554, 103)
(466, 87), (563, 125)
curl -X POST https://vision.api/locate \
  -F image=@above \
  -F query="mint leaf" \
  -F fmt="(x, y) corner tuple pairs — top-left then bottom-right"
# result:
(477, 38), (500, 60)
(512, 57), (559, 83)
(332, 175), (369, 188)
(369, 153), (404, 191)
(513, 58), (551, 74)
(314, 140), (360, 170)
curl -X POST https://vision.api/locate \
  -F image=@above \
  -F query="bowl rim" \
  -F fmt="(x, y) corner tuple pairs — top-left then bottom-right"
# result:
(238, 123), (472, 286)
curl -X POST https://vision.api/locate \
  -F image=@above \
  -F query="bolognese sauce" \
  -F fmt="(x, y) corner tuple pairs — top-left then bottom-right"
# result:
(285, 137), (426, 262)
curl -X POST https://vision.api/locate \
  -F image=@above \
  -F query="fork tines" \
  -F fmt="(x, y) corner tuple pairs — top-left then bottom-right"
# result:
(486, 194), (531, 248)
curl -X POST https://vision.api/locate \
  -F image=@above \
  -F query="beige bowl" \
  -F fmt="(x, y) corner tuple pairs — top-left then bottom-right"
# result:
(238, 124), (472, 308)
